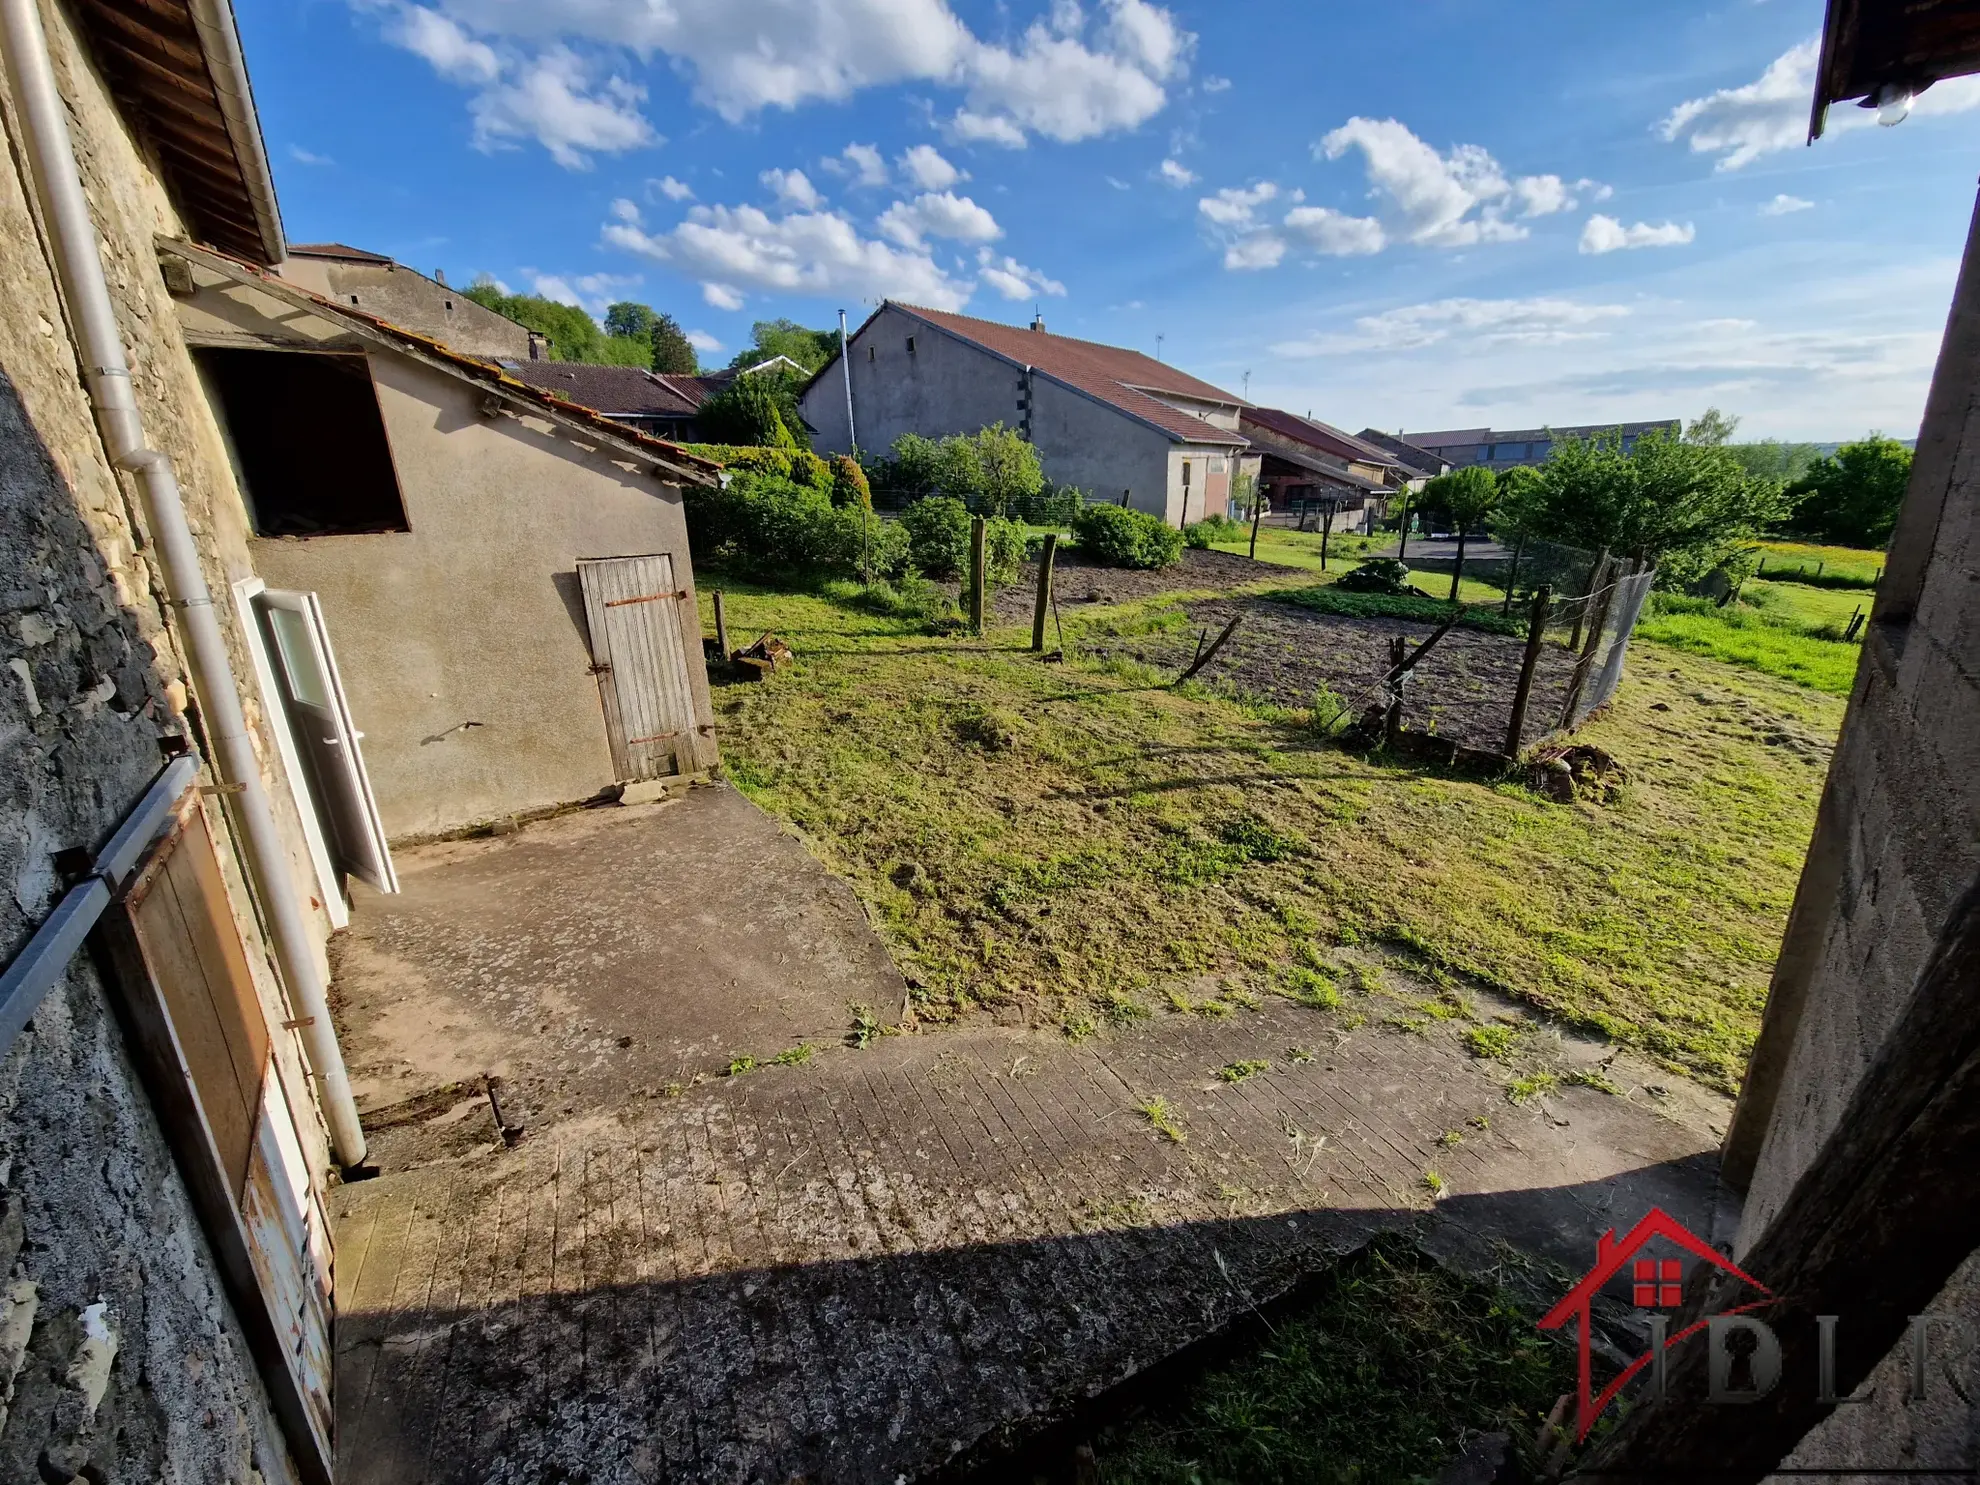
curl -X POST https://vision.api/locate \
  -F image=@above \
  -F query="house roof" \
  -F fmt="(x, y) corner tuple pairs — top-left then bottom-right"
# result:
(1242, 407), (1401, 470)
(73, 0), (285, 263)
(506, 362), (703, 418)
(161, 237), (720, 486)
(287, 242), (394, 265)
(1406, 420), (1680, 450)
(1356, 430), (1450, 479)
(1252, 442), (1387, 492)
(1811, 0), (1980, 140)
(846, 303), (1250, 448)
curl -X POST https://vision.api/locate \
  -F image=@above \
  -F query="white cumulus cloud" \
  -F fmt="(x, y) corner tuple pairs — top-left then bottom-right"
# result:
(1660, 40), (1819, 171)
(823, 142), (890, 186)
(977, 249), (1066, 300)
(1197, 181), (1277, 226)
(878, 191), (1002, 248)
(1316, 117), (1565, 248)
(1281, 206), (1385, 257)
(1159, 157), (1197, 187)
(686, 328), (723, 352)
(604, 201), (977, 311)
(898, 144), (964, 190)
(654, 174), (695, 201)
(464, 42), (657, 168)
(761, 167), (824, 209)
(1762, 193), (1814, 216)
(377, 0), (1192, 153)
(1271, 296), (1631, 357)
(1221, 232), (1285, 271)
(1579, 215), (1696, 254)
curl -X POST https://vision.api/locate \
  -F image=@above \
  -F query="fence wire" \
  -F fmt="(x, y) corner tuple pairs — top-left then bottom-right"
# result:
(1540, 555), (1657, 732)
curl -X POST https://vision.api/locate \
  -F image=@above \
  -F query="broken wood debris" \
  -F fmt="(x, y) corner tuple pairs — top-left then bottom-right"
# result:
(732, 632), (794, 681)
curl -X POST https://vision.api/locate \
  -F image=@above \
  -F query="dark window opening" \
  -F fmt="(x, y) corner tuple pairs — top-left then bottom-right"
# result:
(199, 349), (410, 537)
(1182, 460), (1192, 487)
(906, 335), (916, 355)
(867, 345), (875, 362)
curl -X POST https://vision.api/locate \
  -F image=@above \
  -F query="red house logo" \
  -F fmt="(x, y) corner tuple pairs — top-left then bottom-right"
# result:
(1538, 1208), (1774, 1440)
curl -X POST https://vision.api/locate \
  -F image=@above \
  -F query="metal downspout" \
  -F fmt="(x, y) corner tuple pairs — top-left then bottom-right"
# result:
(0, 0), (366, 1165)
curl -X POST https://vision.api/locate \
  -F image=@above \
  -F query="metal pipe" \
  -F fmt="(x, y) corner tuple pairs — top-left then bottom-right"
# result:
(838, 308), (858, 457)
(0, 0), (366, 1166)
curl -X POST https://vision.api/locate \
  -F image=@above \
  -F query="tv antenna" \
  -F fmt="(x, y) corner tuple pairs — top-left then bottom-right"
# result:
(1155, 332), (1165, 361)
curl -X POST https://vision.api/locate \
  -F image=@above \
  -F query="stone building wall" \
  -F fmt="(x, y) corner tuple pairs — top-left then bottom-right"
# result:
(0, 0), (339, 1476)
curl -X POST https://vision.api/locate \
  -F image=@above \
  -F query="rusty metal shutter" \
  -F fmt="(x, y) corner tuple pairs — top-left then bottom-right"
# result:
(576, 554), (700, 783)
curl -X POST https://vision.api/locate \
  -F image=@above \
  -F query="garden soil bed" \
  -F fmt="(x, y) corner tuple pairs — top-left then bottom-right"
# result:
(985, 545), (1297, 622)
(1089, 596), (1585, 754)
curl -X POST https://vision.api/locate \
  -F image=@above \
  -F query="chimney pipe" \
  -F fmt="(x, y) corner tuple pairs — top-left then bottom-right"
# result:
(1031, 313), (1046, 332)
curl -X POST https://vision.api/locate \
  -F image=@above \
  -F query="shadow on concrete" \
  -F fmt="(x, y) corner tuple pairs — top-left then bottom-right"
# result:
(334, 1161), (1719, 1485)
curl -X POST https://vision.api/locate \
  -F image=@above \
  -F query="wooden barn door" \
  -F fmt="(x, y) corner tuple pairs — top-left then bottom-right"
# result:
(98, 791), (335, 1484)
(577, 554), (700, 782)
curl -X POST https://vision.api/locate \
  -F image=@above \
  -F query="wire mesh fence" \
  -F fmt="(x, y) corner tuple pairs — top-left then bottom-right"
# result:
(1539, 554), (1658, 732)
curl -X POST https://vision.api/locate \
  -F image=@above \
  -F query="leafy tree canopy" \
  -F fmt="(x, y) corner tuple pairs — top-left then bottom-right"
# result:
(1421, 465), (1498, 532)
(1684, 407), (1740, 447)
(729, 318), (840, 373)
(1783, 435), (1911, 547)
(1501, 427), (1787, 589)
(649, 312), (700, 375)
(603, 301), (657, 340)
(698, 372), (799, 448)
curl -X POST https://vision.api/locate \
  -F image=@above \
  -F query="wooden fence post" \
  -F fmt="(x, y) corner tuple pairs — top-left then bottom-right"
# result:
(1249, 491), (1264, 560)
(1397, 490), (1412, 560)
(1503, 584), (1551, 759)
(1501, 533), (1526, 615)
(1385, 634), (1408, 747)
(713, 590), (730, 661)
(969, 515), (987, 635)
(1567, 544), (1609, 652)
(1322, 506), (1334, 571)
(1031, 533), (1058, 652)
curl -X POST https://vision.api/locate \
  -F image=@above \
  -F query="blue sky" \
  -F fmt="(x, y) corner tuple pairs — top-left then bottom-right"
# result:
(242, 0), (1980, 440)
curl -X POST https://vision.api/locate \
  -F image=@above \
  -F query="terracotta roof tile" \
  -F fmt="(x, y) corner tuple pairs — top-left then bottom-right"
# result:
(1242, 407), (1399, 468)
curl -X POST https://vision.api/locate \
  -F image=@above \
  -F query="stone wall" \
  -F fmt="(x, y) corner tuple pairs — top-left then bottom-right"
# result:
(0, 0), (337, 1476)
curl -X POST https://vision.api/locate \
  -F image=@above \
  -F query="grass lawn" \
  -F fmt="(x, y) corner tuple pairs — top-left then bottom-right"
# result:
(1205, 525), (1387, 574)
(1638, 592), (1862, 695)
(1756, 539), (1885, 586)
(703, 576), (1841, 1092)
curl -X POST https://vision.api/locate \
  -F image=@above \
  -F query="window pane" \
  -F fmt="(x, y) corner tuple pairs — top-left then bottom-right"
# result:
(266, 606), (332, 710)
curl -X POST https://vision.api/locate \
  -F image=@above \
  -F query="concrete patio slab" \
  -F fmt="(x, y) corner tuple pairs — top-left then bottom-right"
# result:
(325, 792), (1732, 1483)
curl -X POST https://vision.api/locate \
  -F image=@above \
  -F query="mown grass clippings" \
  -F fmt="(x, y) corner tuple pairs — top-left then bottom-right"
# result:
(1087, 1236), (1575, 1483)
(1463, 1024), (1520, 1061)
(1507, 1071), (1559, 1105)
(704, 577), (1840, 1092)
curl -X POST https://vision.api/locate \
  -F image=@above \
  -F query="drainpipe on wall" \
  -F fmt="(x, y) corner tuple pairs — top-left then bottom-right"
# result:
(0, 0), (367, 1167)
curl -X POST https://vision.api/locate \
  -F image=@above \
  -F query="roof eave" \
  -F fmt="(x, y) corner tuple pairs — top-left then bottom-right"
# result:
(185, 0), (285, 264)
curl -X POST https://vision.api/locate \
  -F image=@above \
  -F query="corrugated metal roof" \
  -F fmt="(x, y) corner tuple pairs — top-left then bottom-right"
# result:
(75, 0), (284, 264)
(1406, 420), (1679, 449)
(883, 303), (1250, 447)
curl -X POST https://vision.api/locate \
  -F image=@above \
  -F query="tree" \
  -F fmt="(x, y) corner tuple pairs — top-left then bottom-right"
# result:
(698, 372), (798, 448)
(604, 301), (658, 340)
(1725, 439), (1821, 485)
(729, 318), (839, 373)
(463, 281), (606, 362)
(1783, 435), (1912, 547)
(1514, 428), (1787, 589)
(1422, 466), (1498, 600)
(649, 313), (700, 374)
(1684, 407), (1740, 446)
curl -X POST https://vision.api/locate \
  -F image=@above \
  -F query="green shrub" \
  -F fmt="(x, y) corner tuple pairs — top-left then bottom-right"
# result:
(830, 453), (871, 509)
(897, 497), (1026, 585)
(1014, 484), (1087, 526)
(1334, 558), (1416, 594)
(1184, 514), (1246, 549)
(684, 470), (902, 580)
(697, 373), (800, 448)
(899, 496), (972, 579)
(1072, 504), (1184, 569)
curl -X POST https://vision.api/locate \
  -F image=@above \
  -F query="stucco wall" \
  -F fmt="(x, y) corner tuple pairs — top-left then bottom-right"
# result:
(277, 256), (531, 361)
(247, 348), (711, 839)
(801, 306), (1178, 519)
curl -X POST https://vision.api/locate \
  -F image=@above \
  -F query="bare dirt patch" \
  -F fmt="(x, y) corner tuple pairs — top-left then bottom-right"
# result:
(986, 545), (1296, 622)
(1089, 596), (1584, 753)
